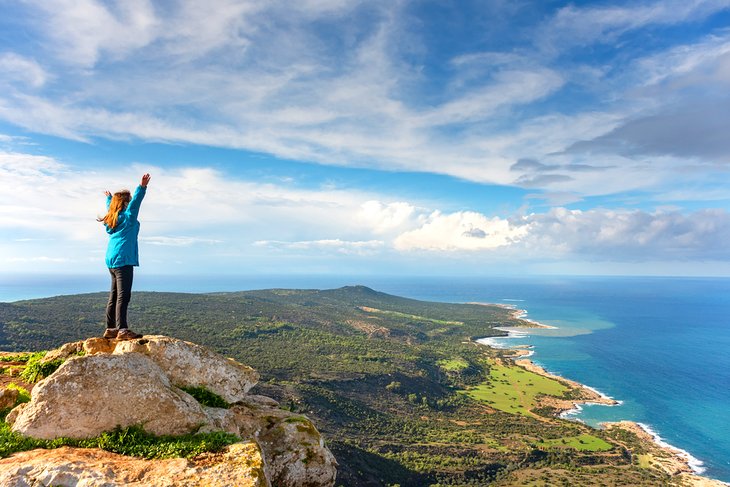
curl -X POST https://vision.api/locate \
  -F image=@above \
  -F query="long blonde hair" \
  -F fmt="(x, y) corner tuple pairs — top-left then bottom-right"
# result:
(98, 190), (131, 229)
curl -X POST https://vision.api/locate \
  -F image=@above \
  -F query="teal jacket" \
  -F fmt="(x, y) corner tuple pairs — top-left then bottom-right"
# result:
(104, 185), (146, 268)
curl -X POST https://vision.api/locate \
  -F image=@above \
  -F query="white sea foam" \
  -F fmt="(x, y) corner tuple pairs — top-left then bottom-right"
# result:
(636, 423), (707, 475)
(559, 403), (585, 422)
(502, 298), (525, 302)
(580, 384), (622, 405)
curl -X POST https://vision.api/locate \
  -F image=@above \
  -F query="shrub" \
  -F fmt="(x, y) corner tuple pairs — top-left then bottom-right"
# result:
(178, 385), (230, 409)
(0, 423), (239, 459)
(19, 352), (63, 384)
(0, 354), (31, 363)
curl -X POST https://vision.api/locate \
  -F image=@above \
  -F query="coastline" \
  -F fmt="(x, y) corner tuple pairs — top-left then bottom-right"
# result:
(514, 358), (618, 407)
(475, 305), (728, 486)
(468, 302), (558, 329)
(601, 421), (727, 486)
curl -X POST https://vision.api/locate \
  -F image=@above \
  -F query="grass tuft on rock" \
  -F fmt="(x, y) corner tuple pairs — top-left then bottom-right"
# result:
(6, 383), (31, 405)
(0, 421), (240, 459)
(19, 352), (64, 384)
(179, 385), (230, 409)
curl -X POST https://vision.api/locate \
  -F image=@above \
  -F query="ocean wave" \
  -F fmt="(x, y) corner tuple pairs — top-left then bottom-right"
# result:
(636, 422), (706, 475)
(580, 384), (622, 405)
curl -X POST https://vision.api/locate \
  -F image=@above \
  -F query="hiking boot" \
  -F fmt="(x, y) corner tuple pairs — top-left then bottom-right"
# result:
(117, 329), (143, 340)
(103, 328), (118, 339)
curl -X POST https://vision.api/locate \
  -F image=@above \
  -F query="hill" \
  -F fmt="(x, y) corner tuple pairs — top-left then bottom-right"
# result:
(0, 287), (691, 486)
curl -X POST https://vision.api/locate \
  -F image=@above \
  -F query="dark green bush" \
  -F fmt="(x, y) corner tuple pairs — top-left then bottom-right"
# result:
(179, 385), (230, 409)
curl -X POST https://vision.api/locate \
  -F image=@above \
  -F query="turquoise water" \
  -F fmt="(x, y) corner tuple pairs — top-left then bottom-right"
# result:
(1, 274), (729, 481)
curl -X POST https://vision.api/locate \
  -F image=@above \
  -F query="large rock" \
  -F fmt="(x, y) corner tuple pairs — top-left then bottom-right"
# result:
(3, 335), (337, 486)
(8, 353), (208, 439)
(0, 387), (18, 410)
(203, 395), (338, 487)
(0, 442), (268, 487)
(113, 335), (259, 403)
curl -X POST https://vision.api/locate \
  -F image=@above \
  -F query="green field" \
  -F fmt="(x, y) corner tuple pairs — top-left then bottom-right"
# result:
(534, 433), (613, 452)
(437, 357), (470, 372)
(462, 361), (570, 416)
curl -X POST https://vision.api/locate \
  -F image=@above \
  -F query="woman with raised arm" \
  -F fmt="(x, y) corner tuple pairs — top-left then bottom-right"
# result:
(99, 173), (151, 340)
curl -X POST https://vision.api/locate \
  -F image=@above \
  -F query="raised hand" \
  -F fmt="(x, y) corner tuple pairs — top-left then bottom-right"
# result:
(141, 173), (151, 187)
(104, 190), (111, 197)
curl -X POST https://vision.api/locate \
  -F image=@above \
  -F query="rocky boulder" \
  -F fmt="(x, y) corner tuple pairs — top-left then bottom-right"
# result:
(1, 335), (336, 487)
(0, 388), (18, 410)
(8, 353), (208, 439)
(203, 394), (339, 486)
(113, 335), (259, 403)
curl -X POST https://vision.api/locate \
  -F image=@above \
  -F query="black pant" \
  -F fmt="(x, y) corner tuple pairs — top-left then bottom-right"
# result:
(106, 265), (133, 329)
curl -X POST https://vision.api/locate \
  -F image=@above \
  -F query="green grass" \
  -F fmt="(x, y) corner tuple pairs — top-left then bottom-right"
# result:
(0, 422), (240, 459)
(0, 354), (31, 363)
(534, 434), (613, 452)
(179, 385), (230, 409)
(5, 383), (30, 405)
(437, 357), (470, 372)
(19, 352), (63, 384)
(461, 362), (570, 416)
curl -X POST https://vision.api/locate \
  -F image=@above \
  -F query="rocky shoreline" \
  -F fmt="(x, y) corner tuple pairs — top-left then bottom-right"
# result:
(477, 309), (729, 487)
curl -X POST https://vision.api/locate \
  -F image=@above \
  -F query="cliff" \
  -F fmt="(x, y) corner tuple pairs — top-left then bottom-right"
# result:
(0, 335), (337, 487)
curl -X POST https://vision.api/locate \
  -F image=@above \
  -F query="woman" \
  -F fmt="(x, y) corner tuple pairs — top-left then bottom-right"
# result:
(99, 173), (151, 340)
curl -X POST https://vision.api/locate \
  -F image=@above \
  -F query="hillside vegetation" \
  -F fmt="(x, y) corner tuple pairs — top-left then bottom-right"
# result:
(0, 286), (673, 486)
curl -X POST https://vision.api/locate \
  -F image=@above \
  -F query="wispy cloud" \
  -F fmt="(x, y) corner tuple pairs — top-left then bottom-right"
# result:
(538, 0), (730, 53)
(3, 0), (727, 202)
(0, 53), (48, 88)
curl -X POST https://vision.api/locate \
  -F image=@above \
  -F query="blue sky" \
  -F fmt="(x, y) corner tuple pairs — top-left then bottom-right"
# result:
(1, 0), (730, 277)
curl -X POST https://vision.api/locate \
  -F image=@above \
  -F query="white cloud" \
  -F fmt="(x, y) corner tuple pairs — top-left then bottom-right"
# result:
(540, 0), (730, 52)
(394, 211), (529, 251)
(0, 0), (729, 205)
(0, 153), (406, 272)
(386, 206), (730, 261)
(1, 152), (728, 274)
(358, 200), (416, 234)
(0, 53), (48, 88)
(31, 0), (159, 66)
(416, 68), (564, 126)
(521, 207), (730, 260)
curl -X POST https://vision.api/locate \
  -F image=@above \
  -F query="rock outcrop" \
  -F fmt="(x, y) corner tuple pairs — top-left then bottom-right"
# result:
(9, 353), (209, 439)
(0, 442), (267, 487)
(0, 388), (18, 410)
(113, 335), (259, 403)
(1, 335), (337, 487)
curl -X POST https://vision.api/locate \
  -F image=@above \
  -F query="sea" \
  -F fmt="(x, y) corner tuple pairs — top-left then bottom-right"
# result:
(1, 274), (729, 483)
